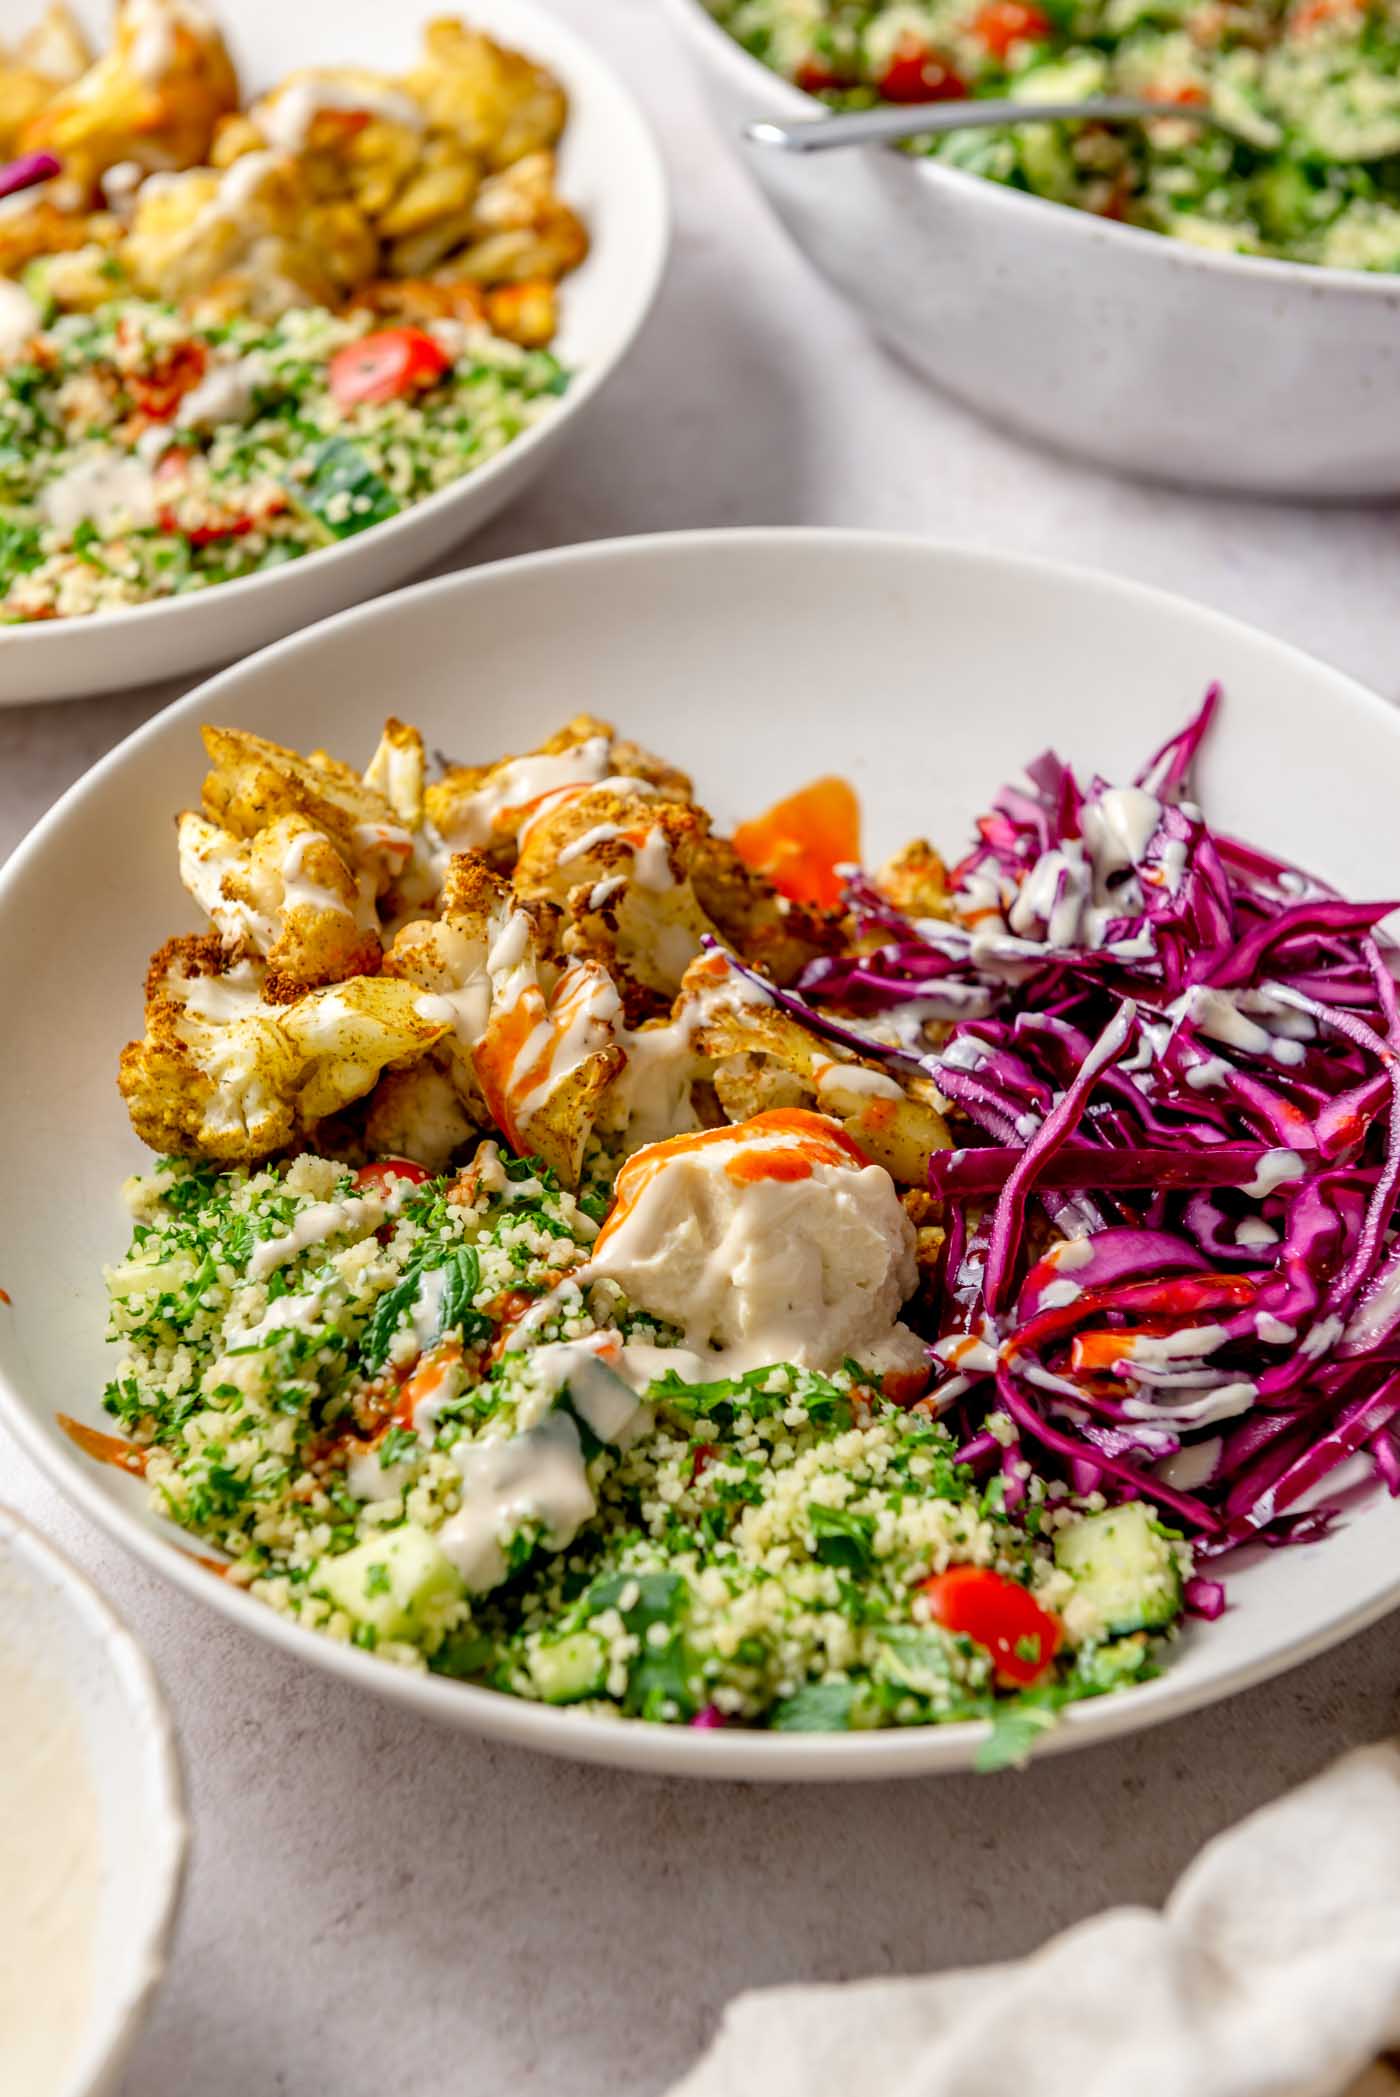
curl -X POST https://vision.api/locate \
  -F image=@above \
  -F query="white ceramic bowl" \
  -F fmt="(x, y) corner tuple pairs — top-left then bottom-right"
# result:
(4, 528), (1400, 1780)
(0, 0), (668, 707)
(662, 0), (1400, 498)
(0, 1506), (186, 2097)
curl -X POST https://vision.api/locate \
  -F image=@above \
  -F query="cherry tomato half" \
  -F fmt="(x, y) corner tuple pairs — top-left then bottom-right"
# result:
(920, 1565), (1062, 1686)
(731, 776), (860, 910)
(795, 56), (851, 92)
(878, 36), (966, 103)
(354, 1159), (432, 1196)
(328, 327), (452, 408)
(971, 0), (1051, 58)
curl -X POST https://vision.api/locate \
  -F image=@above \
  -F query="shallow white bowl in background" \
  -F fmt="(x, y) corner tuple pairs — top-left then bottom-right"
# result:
(0, 1506), (185, 2096)
(3, 528), (1400, 1780)
(661, 0), (1400, 498)
(0, 0), (668, 707)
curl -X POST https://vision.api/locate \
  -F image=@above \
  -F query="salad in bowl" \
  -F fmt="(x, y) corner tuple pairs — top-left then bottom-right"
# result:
(82, 683), (1400, 1763)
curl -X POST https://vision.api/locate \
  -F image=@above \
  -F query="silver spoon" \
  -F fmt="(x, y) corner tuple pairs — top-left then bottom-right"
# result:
(745, 97), (1256, 153)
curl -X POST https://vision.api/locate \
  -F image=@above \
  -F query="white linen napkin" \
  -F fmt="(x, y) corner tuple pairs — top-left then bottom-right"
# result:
(669, 1742), (1400, 2097)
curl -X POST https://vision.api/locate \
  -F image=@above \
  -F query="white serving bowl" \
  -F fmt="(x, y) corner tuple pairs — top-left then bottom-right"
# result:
(0, 0), (668, 707)
(662, 0), (1400, 498)
(0, 1506), (186, 2097)
(4, 527), (1400, 1780)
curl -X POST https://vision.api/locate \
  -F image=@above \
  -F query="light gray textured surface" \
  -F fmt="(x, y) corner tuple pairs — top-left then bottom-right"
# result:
(3, 2), (1400, 2091)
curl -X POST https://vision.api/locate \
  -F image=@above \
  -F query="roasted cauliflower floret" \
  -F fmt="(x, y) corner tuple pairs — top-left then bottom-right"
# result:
(518, 793), (721, 1019)
(384, 851), (623, 1185)
(363, 715), (427, 828)
(0, 196), (106, 278)
(0, 3), (86, 163)
(123, 150), (375, 316)
(13, 4), (91, 90)
(177, 810), (382, 994)
(876, 839), (952, 921)
(397, 147), (586, 285)
(425, 715), (690, 866)
(118, 933), (449, 1162)
(695, 969), (952, 1186)
(402, 19), (566, 170)
(360, 1061), (478, 1174)
(200, 722), (411, 887)
(22, 0), (238, 197)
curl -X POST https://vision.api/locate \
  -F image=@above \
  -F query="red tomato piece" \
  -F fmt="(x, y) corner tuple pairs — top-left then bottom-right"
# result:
(354, 1160), (433, 1196)
(795, 57), (850, 92)
(921, 1565), (1063, 1685)
(730, 776), (860, 909)
(328, 327), (452, 407)
(878, 36), (967, 103)
(972, 0), (1051, 57)
(128, 340), (207, 421)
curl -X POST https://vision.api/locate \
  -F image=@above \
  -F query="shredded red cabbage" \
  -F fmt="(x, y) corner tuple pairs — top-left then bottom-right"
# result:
(731, 689), (1400, 1581)
(0, 151), (59, 203)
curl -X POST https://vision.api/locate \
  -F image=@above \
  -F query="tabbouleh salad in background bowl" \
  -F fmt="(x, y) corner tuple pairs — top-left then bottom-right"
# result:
(0, 299), (567, 622)
(0, 0), (596, 624)
(83, 677), (1400, 1769)
(707, 0), (1400, 267)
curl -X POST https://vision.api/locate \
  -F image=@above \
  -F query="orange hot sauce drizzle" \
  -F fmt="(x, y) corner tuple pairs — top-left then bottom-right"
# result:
(58, 1413), (149, 1475)
(593, 1109), (869, 1255)
(476, 963), (610, 1154)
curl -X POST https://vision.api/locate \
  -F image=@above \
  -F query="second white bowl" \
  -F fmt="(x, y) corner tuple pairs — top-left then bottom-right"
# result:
(662, 0), (1400, 498)
(2, 0), (669, 707)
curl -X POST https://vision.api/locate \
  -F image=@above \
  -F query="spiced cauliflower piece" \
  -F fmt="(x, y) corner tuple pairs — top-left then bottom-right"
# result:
(199, 723), (419, 893)
(0, 3), (81, 157)
(522, 794), (721, 1020)
(363, 715), (428, 828)
(176, 810), (382, 995)
(384, 851), (623, 1185)
(360, 1061), (478, 1174)
(425, 716), (692, 867)
(399, 146), (585, 286)
(119, 934), (450, 1161)
(402, 19), (567, 170)
(14, 5), (91, 87)
(22, 0), (239, 197)
(877, 839), (952, 921)
(123, 150), (375, 316)
(694, 970), (952, 1187)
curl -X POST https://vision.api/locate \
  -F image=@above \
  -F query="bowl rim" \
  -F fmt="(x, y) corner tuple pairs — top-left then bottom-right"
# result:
(0, 0), (671, 665)
(663, 0), (1400, 299)
(7, 524), (1400, 1781)
(0, 1501), (187, 2097)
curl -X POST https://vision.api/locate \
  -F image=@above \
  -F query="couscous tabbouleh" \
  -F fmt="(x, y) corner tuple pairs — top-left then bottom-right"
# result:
(0, 0), (588, 619)
(0, 299), (566, 622)
(708, 0), (1400, 267)
(103, 1145), (1173, 1751)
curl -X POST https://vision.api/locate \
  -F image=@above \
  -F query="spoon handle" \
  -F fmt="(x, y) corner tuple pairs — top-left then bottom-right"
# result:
(745, 96), (1228, 152)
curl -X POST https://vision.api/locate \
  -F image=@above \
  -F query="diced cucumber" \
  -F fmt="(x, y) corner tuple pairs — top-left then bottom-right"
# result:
(528, 1630), (606, 1704)
(1251, 160), (1321, 245)
(1017, 120), (1077, 202)
(321, 1523), (463, 1641)
(107, 1251), (198, 1299)
(1054, 1501), (1181, 1636)
(1015, 51), (1110, 104)
(297, 438), (400, 541)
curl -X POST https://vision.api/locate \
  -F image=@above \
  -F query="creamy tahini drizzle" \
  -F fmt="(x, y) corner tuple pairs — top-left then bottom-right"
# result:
(0, 1632), (101, 2097)
(437, 738), (613, 851)
(253, 75), (425, 153)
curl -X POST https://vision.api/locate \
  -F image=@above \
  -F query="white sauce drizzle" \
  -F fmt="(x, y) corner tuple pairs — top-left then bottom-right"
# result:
(437, 1412), (594, 1593)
